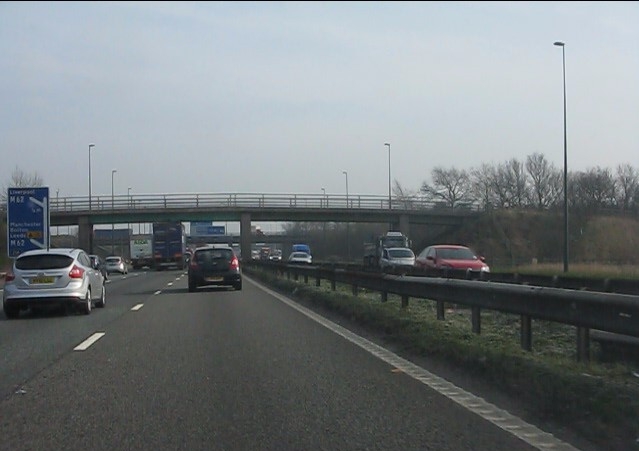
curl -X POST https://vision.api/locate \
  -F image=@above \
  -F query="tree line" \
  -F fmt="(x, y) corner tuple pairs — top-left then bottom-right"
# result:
(394, 153), (639, 214)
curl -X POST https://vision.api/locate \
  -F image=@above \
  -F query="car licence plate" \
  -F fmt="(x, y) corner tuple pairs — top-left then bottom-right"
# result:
(205, 277), (223, 282)
(31, 276), (54, 284)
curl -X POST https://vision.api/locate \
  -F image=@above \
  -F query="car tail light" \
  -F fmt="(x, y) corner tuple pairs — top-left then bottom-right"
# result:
(5, 272), (15, 282)
(69, 265), (85, 279)
(230, 256), (239, 270)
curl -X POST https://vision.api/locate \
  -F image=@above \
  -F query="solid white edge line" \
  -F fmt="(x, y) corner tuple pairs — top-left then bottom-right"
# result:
(74, 332), (106, 351)
(154, 290), (161, 295)
(131, 304), (144, 311)
(247, 276), (582, 451)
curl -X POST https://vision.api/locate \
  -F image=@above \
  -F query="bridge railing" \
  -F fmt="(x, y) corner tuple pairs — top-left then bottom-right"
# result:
(48, 193), (479, 213)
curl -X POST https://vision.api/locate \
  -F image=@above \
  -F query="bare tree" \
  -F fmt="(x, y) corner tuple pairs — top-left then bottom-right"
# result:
(1, 166), (45, 204)
(525, 153), (562, 209)
(489, 159), (525, 208)
(420, 167), (472, 207)
(392, 180), (420, 209)
(571, 167), (617, 211)
(615, 163), (639, 212)
(470, 163), (497, 210)
(499, 158), (529, 208)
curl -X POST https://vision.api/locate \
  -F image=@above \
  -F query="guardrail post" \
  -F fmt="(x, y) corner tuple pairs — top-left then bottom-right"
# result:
(381, 291), (388, 303)
(304, 273), (308, 284)
(577, 327), (590, 362)
(331, 276), (336, 291)
(471, 306), (481, 334)
(436, 301), (445, 320)
(315, 269), (321, 287)
(401, 295), (409, 309)
(520, 315), (532, 351)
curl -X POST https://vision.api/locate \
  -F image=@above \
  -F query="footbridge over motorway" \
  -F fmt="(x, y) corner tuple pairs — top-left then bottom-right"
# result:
(44, 192), (480, 260)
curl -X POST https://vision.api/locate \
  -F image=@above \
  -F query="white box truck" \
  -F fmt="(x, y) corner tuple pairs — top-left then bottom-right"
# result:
(130, 236), (153, 269)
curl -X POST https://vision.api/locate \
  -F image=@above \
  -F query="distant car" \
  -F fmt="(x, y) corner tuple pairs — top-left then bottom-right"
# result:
(188, 245), (242, 292)
(269, 250), (283, 262)
(380, 247), (416, 271)
(89, 254), (109, 281)
(3, 248), (106, 318)
(288, 251), (312, 264)
(105, 256), (128, 275)
(415, 244), (490, 272)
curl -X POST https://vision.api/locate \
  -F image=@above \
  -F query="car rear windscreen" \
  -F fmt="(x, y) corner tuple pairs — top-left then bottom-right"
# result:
(16, 254), (74, 270)
(196, 249), (232, 261)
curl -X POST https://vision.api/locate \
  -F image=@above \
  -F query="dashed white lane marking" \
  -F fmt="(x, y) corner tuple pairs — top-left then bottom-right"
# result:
(154, 290), (161, 295)
(131, 304), (144, 311)
(250, 277), (582, 451)
(167, 282), (173, 286)
(74, 332), (106, 351)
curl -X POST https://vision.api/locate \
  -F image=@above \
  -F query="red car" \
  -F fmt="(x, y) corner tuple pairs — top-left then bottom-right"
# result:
(415, 244), (490, 272)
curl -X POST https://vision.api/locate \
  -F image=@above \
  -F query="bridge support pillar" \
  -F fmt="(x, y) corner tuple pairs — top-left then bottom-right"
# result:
(240, 213), (252, 263)
(78, 216), (92, 253)
(398, 214), (410, 238)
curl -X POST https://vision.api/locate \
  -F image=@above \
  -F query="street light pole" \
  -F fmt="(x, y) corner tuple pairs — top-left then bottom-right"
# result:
(554, 41), (568, 273)
(56, 189), (59, 237)
(384, 142), (391, 209)
(88, 144), (95, 210)
(321, 187), (327, 257)
(342, 171), (349, 206)
(343, 170), (350, 261)
(127, 187), (132, 239)
(88, 144), (95, 253)
(111, 169), (117, 255)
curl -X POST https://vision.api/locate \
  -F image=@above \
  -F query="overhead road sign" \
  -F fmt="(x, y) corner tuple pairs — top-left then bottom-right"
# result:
(191, 223), (225, 237)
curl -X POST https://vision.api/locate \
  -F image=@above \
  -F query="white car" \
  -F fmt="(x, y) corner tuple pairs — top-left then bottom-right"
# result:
(380, 247), (416, 271)
(288, 251), (312, 264)
(3, 248), (106, 318)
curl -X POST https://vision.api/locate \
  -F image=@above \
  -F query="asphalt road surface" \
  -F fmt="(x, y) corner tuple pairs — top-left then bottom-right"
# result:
(0, 270), (587, 451)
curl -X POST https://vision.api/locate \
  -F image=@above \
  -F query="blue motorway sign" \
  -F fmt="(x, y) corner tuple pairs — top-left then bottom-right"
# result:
(191, 222), (225, 237)
(7, 187), (50, 257)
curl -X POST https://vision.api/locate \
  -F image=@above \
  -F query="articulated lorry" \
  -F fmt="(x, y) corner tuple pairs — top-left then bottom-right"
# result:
(363, 231), (411, 268)
(152, 222), (187, 270)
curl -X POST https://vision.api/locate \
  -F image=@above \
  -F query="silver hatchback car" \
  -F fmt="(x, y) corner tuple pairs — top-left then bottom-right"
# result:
(105, 256), (128, 275)
(3, 248), (106, 318)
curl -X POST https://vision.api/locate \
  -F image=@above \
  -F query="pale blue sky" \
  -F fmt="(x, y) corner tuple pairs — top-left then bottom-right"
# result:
(2, 1), (638, 200)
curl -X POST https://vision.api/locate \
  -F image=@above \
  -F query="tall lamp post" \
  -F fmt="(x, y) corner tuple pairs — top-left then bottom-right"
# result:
(88, 144), (95, 210)
(88, 144), (95, 252)
(384, 142), (391, 209)
(56, 189), (59, 237)
(111, 169), (117, 255)
(342, 171), (349, 206)
(343, 170), (350, 261)
(554, 41), (568, 273)
(127, 187), (132, 238)
(321, 187), (327, 257)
